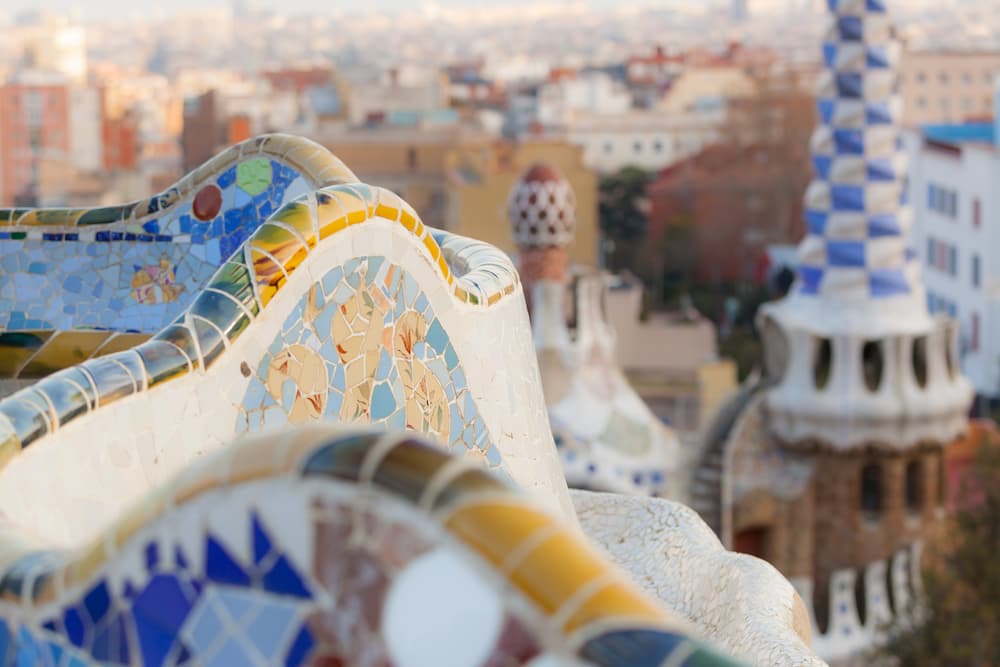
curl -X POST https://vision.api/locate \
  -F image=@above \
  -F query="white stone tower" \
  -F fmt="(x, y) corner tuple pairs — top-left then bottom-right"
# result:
(758, 0), (972, 449)
(507, 164), (682, 497)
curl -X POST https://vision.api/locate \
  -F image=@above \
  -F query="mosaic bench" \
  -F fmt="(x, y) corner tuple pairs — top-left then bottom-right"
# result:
(0, 426), (742, 666)
(0, 134), (356, 394)
(0, 140), (824, 666)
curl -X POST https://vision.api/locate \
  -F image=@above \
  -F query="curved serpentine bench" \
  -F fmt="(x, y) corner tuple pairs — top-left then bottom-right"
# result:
(0, 426), (742, 666)
(0, 141), (825, 666)
(0, 134), (356, 390)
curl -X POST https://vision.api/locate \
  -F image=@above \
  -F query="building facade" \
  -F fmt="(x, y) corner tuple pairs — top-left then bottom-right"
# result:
(906, 122), (1000, 400)
(0, 72), (71, 205)
(323, 130), (600, 267)
(899, 50), (1000, 126)
(566, 106), (728, 174)
(646, 141), (810, 285)
(690, 2), (974, 661)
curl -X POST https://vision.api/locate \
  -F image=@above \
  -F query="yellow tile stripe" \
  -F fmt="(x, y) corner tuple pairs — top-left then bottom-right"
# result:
(252, 182), (518, 310)
(442, 499), (669, 634)
(0, 166), (521, 472)
(22, 428), (680, 648)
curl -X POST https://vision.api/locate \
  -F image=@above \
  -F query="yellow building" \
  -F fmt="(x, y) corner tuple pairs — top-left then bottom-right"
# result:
(321, 128), (599, 266)
(899, 50), (1000, 126)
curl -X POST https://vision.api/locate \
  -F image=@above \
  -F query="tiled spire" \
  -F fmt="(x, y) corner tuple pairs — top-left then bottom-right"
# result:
(796, 0), (921, 304)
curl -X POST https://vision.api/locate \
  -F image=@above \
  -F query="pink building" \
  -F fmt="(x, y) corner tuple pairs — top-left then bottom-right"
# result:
(0, 74), (71, 205)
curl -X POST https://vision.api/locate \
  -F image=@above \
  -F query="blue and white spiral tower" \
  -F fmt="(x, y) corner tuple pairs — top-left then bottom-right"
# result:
(759, 0), (972, 449)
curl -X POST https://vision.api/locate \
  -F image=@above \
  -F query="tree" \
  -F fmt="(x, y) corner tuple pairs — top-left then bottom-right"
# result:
(878, 436), (1000, 666)
(598, 166), (653, 272)
(653, 211), (697, 306)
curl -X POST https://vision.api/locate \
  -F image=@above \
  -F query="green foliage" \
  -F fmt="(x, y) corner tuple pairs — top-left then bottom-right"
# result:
(878, 439), (1000, 666)
(598, 167), (653, 271)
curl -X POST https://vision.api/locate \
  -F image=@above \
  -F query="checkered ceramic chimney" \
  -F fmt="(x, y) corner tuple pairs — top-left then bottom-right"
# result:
(507, 163), (576, 313)
(756, 0), (972, 451)
(796, 0), (923, 308)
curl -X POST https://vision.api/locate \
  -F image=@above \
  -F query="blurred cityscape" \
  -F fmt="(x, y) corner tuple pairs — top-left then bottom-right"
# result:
(5, 3), (1000, 663)
(4, 0), (1000, 407)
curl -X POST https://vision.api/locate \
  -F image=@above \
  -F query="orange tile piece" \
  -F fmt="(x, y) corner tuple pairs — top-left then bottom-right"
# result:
(507, 531), (609, 614)
(445, 501), (554, 568)
(561, 580), (668, 633)
(422, 235), (440, 262)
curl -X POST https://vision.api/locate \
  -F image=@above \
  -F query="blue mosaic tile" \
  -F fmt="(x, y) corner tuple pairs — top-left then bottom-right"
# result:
(236, 256), (501, 470)
(62, 607), (86, 647)
(245, 602), (298, 659)
(283, 626), (315, 667)
(205, 537), (252, 587)
(1, 154), (313, 333)
(83, 581), (111, 625)
(261, 556), (311, 599)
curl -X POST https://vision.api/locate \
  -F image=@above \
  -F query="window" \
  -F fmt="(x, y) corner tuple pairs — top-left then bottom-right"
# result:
(861, 463), (882, 517)
(972, 312), (980, 352)
(633, 140), (642, 154)
(929, 184), (959, 219)
(916, 96), (927, 109)
(939, 72), (949, 84)
(963, 72), (973, 84)
(862, 340), (884, 392)
(906, 460), (923, 513)
(973, 254), (981, 288)
(913, 336), (929, 388)
(653, 139), (663, 153)
(927, 237), (935, 265)
(973, 198), (981, 227)
(938, 452), (947, 507)
(917, 71), (927, 83)
(604, 142), (613, 154)
(406, 147), (417, 170)
(949, 245), (958, 276)
(813, 338), (832, 390)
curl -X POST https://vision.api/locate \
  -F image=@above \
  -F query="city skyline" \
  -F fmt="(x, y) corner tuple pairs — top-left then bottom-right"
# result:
(3, 0), (670, 22)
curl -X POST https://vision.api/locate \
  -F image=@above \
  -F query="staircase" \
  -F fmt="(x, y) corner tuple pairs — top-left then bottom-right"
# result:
(689, 374), (774, 537)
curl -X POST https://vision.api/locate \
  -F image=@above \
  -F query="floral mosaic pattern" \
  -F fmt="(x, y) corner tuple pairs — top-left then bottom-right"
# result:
(130, 259), (185, 304)
(0, 181), (522, 461)
(0, 430), (740, 667)
(238, 257), (498, 468)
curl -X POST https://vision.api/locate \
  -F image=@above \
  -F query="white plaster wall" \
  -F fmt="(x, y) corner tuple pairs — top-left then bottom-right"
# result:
(69, 87), (103, 173)
(573, 490), (825, 667)
(0, 219), (574, 549)
(566, 109), (726, 174)
(795, 544), (921, 663)
(761, 309), (971, 450)
(907, 131), (1000, 398)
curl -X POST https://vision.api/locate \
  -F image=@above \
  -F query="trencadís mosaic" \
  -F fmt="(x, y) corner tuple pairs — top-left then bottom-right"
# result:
(0, 134), (357, 333)
(238, 256), (498, 468)
(0, 429), (739, 667)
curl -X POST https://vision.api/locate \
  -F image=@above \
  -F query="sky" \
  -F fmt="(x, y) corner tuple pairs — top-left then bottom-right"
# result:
(4, 0), (656, 22)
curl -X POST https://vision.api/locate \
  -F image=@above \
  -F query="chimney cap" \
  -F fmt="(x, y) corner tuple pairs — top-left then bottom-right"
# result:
(507, 162), (576, 249)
